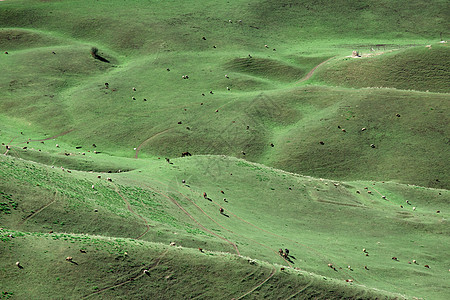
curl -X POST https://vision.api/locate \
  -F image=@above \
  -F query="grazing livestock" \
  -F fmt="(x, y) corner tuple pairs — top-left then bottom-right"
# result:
(319, 141), (324, 145)
(210, 91), (214, 94)
(202, 36), (206, 40)
(167, 68), (170, 71)
(424, 264), (430, 268)
(165, 158), (170, 164)
(107, 178), (112, 182)
(392, 257), (398, 261)
(181, 151), (192, 157)
(66, 257), (73, 261)
(279, 249), (284, 256)
(361, 127), (366, 131)
(170, 242), (176, 246)
(285, 249), (289, 256)
(413, 260), (417, 264)
(413, 207), (416, 211)
(227, 87), (230, 91)
(16, 261), (22, 268)
(396, 113), (401, 117)
(370, 144), (376, 148)
(132, 87), (136, 91)
(198, 248), (204, 252)
(203, 192), (208, 199)
(225, 74), (229, 78)
(219, 208), (224, 214)
(97, 175), (101, 178)
(270, 143), (274, 147)
(132, 97), (136, 100)
(182, 179), (186, 184)
(364, 266), (369, 270)
(143, 269), (150, 274)
(80, 249), (87, 253)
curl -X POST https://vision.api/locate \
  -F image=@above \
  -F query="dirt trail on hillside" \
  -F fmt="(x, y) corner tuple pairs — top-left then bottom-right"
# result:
(284, 277), (315, 300)
(113, 185), (151, 239)
(296, 56), (337, 84)
(82, 249), (168, 299)
(150, 178), (294, 267)
(28, 129), (75, 142)
(18, 191), (58, 226)
(135, 128), (172, 159)
(141, 182), (241, 256)
(176, 183), (355, 282)
(236, 266), (276, 299)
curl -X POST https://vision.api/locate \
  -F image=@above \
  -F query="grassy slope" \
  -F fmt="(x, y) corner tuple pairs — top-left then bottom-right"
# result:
(0, 230), (401, 299)
(1, 0), (449, 298)
(1, 154), (449, 299)
(314, 44), (450, 93)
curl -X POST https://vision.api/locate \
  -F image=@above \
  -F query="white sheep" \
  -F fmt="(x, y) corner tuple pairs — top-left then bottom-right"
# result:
(413, 207), (416, 211)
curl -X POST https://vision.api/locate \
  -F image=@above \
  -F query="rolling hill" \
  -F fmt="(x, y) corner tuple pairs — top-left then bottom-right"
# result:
(1, 0), (449, 299)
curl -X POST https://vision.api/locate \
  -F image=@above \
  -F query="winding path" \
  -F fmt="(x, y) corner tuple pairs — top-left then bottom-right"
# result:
(236, 266), (276, 299)
(134, 128), (172, 159)
(82, 249), (168, 299)
(113, 184), (151, 239)
(18, 191), (58, 226)
(296, 56), (337, 84)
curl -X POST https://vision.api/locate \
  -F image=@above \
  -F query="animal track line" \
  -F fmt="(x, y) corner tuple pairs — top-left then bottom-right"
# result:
(18, 191), (58, 225)
(284, 277), (315, 300)
(113, 184), (151, 239)
(150, 178), (293, 267)
(83, 248), (168, 299)
(140, 182), (240, 256)
(296, 56), (337, 84)
(180, 185), (354, 281)
(236, 266), (276, 300)
(134, 128), (172, 159)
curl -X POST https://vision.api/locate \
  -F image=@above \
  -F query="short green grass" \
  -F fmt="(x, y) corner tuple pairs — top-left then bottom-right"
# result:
(1, 0), (449, 298)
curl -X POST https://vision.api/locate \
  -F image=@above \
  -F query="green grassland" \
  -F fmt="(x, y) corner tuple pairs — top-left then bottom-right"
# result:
(1, 0), (449, 299)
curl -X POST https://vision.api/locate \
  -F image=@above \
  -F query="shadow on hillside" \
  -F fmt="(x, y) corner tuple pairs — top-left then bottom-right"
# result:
(93, 54), (110, 63)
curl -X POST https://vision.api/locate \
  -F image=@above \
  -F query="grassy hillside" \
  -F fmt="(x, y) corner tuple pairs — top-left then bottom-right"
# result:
(1, 0), (449, 298)
(1, 154), (449, 298)
(1, 229), (404, 299)
(315, 44), (450, 93)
